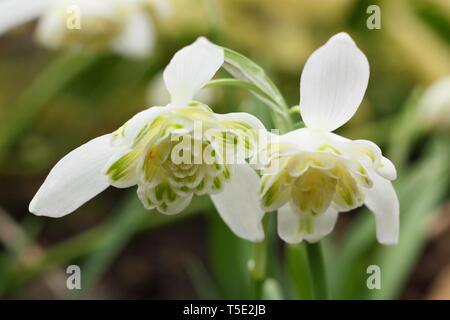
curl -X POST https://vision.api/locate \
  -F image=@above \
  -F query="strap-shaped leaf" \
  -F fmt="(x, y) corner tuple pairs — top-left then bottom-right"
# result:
(222, 47), (288, 116)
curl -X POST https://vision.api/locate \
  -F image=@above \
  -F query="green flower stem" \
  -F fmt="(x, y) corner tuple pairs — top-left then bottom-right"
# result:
(205, 78), (293, 133)
(286, 244), (313, 299)
(305, 242), (329, 300)
(205, 78), (279, 109)
(249, 216), (269, 300)
(250, 238), (267, 300)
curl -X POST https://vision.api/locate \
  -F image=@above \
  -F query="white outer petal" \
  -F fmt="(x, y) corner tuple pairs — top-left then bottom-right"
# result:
(299, 32), (369, 132)
(215, 112), (267, 131)
(210, 163), (265, 242)
(277, 203), (338, 244)
(112, 11), (155, 59)
(147, 71), (215, 107)
(112, 106), (168, 147)
(0, 0), (51, 35)
(29, 134), (116, 218)
(303, 208), (339, 243)
(378, 156), (397, 181)
(364, 169), (399, 246)
(163, 37), (224, 106)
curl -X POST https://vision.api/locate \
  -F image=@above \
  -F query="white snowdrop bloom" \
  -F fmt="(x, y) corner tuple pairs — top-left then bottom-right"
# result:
(29, 38), (266, 242)
(147, 71), (214, 107)
(256, 33), (399, 246)
(0, 0), (168, 58)
(419, 76), (450, 131)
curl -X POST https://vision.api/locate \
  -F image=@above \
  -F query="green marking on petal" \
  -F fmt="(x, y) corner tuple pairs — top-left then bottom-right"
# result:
(196, 179), (205, 192)
(223, 165), (230, 180)
(106, 149), (142, 182)
(213, 176), (222, 190)
(299, 213), (314, 234)
(155, 183), (165, 201)
(135, 123), (149, 141)
(167, 186), (177, 202)
(263, 184), (276, 207)
(220, 120), (253, 131)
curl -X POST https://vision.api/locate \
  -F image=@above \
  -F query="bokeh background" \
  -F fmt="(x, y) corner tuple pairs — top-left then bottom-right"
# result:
(0, 0), (449, 299)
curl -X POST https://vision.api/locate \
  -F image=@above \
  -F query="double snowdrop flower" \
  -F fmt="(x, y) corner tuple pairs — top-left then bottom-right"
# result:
(257, 33), (399, 245)
(29, 38), (266, 242)
(0, 0), (169, 58)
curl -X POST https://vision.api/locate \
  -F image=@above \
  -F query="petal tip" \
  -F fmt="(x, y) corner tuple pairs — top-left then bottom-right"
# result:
(379, 237), (398, 247)
(328, 32), (354, 45)
(28, 199), (40, 216)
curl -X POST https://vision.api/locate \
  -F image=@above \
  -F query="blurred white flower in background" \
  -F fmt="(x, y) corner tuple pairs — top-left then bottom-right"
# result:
(256, 33), (399, 246)
(0, 0), (170, 58)
(419, 76), (450, 131)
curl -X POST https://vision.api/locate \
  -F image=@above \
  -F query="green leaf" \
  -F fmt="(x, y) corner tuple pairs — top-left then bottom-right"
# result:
(367, 139), (450, 300)
(185, 257), (221, 299)
(6, 193), (212, 292)
(285, 244), (313, 300)
(0, 51), (101, 161)
(221, 48), (292, 132)
(332, 138), (450, 299)
(208, 211), (253, 299)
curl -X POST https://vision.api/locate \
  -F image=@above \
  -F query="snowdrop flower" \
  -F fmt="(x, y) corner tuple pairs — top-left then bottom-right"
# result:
(419, 76), (450, 131)
(0, 0), (167, 58)
(257, 33), (399, 245)
(29, 38), (266, 242)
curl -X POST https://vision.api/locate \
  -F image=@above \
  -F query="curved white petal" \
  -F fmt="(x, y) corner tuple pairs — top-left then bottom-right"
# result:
(163, 37), (224, 106)
(113, 11), (155, 59)
(0, 0), (50, 36)
(303, 208), (339, 243)
(280, 127), (348, 152)
(210, 163), (265, 242)
(147, 71), (215, 107)
(277, 204), (303, 243)
(103, 148), (141, 188)
(364, 170), (399, 246)
(29, 134), (116, 218)
(112, 106), (168, 148)
(300, 32), (369, 132)
(215, 112), (267, 131)
(277, 203), (338, 244)
(377, 156), (397, 181)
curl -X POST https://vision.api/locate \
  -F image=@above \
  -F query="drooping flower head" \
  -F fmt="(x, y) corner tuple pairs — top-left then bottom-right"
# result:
(0, 0), (168, 58)
(29, 38), (266, 242)
(257, 33), (399, 245)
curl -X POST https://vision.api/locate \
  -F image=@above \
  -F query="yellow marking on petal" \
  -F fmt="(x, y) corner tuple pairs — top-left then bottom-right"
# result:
(318, 144), (342, 155)
(352, 146), (376, 162)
